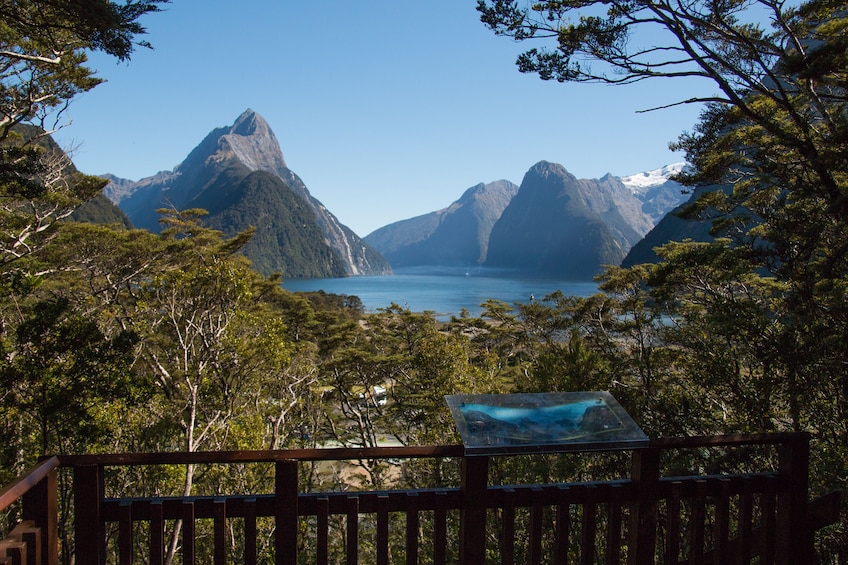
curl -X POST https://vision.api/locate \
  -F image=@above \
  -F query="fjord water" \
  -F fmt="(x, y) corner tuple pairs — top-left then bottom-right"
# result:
(282, 268), (599, 319)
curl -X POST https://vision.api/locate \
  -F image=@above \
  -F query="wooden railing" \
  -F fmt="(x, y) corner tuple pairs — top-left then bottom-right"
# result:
(0, 433), (841, 564)
(0, 456), (59, 564)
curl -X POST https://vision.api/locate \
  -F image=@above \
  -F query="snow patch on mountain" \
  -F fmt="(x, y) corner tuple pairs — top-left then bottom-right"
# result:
(620, 162), (686, 195)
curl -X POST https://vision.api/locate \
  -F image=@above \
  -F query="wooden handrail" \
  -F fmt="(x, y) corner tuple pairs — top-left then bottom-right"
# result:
(58, 444), (466, 467)
(56, 432), (810, 468)
(0, 456), (59, 512)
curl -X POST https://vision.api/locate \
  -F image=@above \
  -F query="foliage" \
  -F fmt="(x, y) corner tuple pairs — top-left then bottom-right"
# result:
(0, 0), (846, 561)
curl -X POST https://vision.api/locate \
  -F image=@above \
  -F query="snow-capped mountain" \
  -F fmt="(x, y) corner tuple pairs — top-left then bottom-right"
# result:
(620, 162), (686, 196)
(618, 163), (688, 225)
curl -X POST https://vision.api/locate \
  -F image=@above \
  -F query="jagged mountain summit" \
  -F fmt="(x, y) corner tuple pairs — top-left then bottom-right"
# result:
(104, 110), (390, 278)
(485, 161), (655, 279)
(364, 180), (519, 268)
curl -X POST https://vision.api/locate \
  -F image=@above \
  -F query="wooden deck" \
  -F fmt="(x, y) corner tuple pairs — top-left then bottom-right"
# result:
(0, 432), (840, 564)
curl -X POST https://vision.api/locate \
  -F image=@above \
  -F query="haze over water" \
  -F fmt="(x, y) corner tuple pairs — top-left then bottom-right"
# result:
(282, 268), (599, 319)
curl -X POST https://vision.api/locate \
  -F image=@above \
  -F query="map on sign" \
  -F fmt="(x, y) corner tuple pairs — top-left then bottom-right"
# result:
(445, 391), (647, 455)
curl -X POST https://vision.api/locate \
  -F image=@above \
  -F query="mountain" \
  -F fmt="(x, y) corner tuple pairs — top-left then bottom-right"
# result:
(364, 180), (519, 267)
(620, 163), (688, 225)
(485, 161), (655, 279)
(621, 182), (727, 267)
(105, 110), (391, 278)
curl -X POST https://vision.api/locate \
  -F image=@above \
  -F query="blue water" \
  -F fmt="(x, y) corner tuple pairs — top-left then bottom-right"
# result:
(282, 267), (599, 319)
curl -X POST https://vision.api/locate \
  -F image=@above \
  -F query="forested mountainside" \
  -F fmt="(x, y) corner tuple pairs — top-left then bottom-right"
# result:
(3, 125), (129, 228)
(621, 183), (721, 267)
(70, 193), (132, 227)
(104, 110), (391, 278)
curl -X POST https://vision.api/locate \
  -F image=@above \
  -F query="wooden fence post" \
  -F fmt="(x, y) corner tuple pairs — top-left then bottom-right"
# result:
(776, 433), (811, 565)
(628, 447), (660, 565)
(275, 459), (298, 565)
(73, 463), (103, 564)
(459, 455), (488, 565)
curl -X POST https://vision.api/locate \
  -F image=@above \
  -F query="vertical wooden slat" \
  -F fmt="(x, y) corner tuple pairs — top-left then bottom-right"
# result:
(737, 480), (753, 565)
(346, 496), (359, 565)
(581, 496), (597, 565)
(554, 486), (571, 565)
(182, 501), (195, 565)
(150, 500), (164, 565)
(459, 456), (488, 565)
(606, 484), (623, 565)
(317, 497), (329, 565)
(377, 494), (389, 565)
(119, 501), (133, 565)
(664, 481), (682, 565)
(529, 486), (544, 565)
(275, 460), (298, 565)
(21, 460), (57, 565)
(213, 498), (226, 565)
(244, 498), (257, 565)
(761, 492), (776, 565)
(713, 479), (731, 565)
(689, 480), (707, 565)
(73, 464), (102, 565)
(433, 490), (448, 565)
(501, 488), (516, 565)
(405, 492), (419, 565)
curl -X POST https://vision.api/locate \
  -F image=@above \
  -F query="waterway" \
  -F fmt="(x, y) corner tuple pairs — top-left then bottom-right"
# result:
(282, 267), (599, 319)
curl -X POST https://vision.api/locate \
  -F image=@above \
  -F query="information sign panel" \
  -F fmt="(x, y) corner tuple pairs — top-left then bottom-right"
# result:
(445, 391), (648, 455)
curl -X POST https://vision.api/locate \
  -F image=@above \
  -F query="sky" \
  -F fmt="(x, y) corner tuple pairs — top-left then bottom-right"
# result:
(54, 1), (717, 237)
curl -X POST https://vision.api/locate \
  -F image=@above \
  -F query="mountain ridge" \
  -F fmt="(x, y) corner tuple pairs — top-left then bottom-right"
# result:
(367, 160), (687, 278)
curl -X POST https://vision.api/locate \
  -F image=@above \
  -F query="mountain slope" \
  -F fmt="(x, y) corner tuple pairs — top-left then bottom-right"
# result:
(621, 183), (727, 267)
(200, 169), (346, 278)
(105, 110), (390, 277)
(364, 180), (519, 267)
(485, 161), (654, 279)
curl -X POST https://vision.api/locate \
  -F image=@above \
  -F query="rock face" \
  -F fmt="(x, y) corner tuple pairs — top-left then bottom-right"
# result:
(485, 161), (655, 279)
(621, 183), (726, 267)
(105, 110), (391, 278)
(364, 180), (519, 267)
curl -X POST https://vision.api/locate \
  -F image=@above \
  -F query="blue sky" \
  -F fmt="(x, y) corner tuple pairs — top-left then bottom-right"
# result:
(55, 1), (716, 236)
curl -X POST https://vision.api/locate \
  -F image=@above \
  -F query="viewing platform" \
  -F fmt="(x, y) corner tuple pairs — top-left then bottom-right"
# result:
(0, 432), (840, 564)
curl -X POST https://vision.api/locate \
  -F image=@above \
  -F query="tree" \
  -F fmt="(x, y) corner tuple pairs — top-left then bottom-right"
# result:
(0, 0), (167, 277)
(479, 0), (848, 556)
(0, 0), (167, 138)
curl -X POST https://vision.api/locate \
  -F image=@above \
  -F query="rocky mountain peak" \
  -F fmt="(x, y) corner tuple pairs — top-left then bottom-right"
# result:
(527, 161), (576, 183)
(217, 109), (287, 173)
